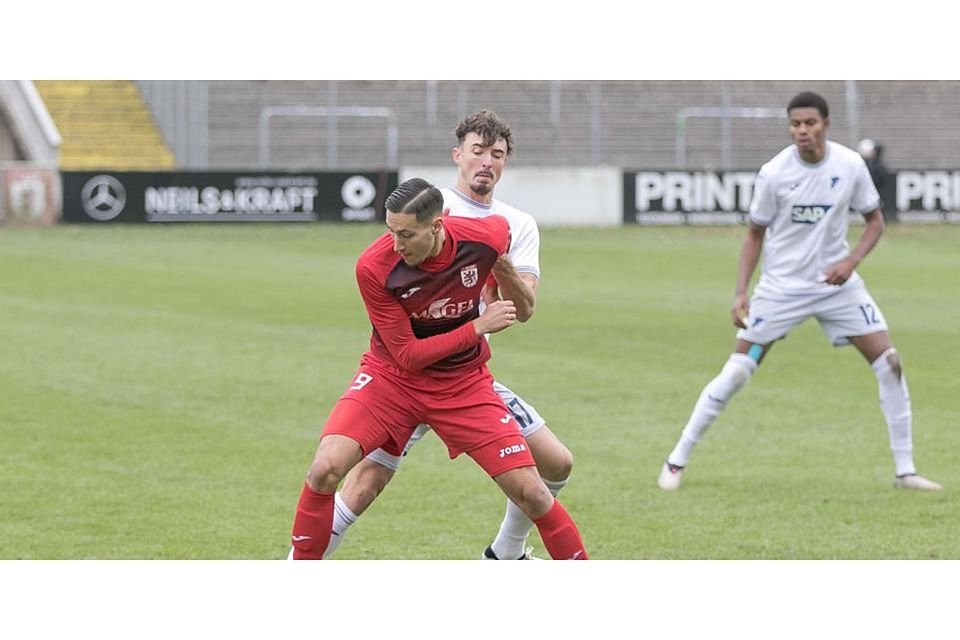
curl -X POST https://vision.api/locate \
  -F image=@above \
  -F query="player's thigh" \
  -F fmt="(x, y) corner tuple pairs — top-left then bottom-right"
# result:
(427, 370), (538, 477)
(847, 330), (893, 364)
(814, 285), (890, 347)
(735, 293), (813, 346)
(327, 364), (422, 459)
(523, 427), (573, 481)
(427, 374), (522, 460)
(320, 401), (384, 465)
(493, 380), (546, 438)
(493, 381), (571, 479)
(365, 423), (433, 472)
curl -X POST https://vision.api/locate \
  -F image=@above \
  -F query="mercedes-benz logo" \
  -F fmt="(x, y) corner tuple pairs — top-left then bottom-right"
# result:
(81, 175), (126, 221)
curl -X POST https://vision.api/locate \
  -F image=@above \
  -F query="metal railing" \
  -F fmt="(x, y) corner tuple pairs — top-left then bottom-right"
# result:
(674, 106), (784, 168)
(0, 81), (61, 164)
(257, 105), (398, 169)
(131, 79), (947, 170)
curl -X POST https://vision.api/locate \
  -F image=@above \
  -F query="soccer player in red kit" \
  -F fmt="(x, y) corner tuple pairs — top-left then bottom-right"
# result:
(290, 177), (588, 560)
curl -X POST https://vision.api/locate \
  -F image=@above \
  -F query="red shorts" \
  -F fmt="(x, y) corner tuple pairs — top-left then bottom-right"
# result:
(321, 354), (535, 477)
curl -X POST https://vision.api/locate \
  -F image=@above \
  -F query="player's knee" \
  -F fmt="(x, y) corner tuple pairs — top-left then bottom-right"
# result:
(306, 458), (344, 493)
(513, 474), (553, 517)
(885, 349), (902, 378)
(537, 442), (573, 482)
(712, 353), (757, 400)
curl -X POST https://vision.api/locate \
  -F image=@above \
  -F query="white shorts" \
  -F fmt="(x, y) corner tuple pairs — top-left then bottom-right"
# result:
(365, 380), (546, 471)
(736, 281), (889, 347)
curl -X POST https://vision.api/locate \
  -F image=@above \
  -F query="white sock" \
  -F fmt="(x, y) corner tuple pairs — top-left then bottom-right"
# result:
(668, 353), (757, 467)
(871, 348), (916, 476)
(490, 477), (566, 560)
(322, 492), (358, 559)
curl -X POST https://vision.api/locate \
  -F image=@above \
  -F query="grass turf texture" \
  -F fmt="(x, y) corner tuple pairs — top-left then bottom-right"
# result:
(0, 223), (956, 559)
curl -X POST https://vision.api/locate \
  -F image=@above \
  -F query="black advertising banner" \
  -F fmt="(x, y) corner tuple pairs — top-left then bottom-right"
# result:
(623, 170), (755, 225)
(624, 170), (960, 225)
(893, 171), (960, 223)
(61, 171), (398, 223)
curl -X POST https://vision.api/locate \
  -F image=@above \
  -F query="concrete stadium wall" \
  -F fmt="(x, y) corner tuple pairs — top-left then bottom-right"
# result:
(401, 166), (622, 227)
(138, 80), (960, 172)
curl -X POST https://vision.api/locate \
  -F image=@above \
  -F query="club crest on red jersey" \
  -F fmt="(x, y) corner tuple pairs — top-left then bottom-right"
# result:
(461, 264), (479, 288)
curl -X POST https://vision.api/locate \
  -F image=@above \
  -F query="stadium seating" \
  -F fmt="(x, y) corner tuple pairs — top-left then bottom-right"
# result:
(33, 80), (174, 170)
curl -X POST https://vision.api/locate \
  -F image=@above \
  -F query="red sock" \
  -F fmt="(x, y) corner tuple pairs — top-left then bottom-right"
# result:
(533, 499), (588, 560)
(291, 483), (334, 560)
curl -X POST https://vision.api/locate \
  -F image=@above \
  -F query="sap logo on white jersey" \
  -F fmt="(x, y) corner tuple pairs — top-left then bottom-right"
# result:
(499, 443), (528, 458)
(410, 297), (476, 320)
(791, 204), (832, 224)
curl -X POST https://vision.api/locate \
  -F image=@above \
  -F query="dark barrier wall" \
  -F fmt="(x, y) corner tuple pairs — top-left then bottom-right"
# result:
(61, 171), (398, 223)
(894, 171), (960, 223)
(623, 170), (754, 225)
(623, 170), (960, 224)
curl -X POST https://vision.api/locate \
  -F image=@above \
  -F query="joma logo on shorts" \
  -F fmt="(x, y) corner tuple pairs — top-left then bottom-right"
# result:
(499, 443), (528, 458)
(791, 204), (832, 224)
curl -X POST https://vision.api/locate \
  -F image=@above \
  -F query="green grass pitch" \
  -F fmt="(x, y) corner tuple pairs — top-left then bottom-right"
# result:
(1, 222), (956, 559)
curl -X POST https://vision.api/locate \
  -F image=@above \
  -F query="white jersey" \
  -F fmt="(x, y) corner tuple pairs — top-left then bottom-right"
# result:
(748, 140), (881, 297)
(441, 187), (541, 279)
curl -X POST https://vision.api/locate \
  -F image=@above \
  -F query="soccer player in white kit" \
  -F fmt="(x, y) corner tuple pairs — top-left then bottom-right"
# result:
(322, 110), (576, 559)
(657, 91), (941, 492)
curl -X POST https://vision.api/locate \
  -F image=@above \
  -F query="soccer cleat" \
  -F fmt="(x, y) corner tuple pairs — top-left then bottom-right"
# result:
(481, 545), (540, 560)
(657, 461), (685, 491)
(894, 474), (943, 491)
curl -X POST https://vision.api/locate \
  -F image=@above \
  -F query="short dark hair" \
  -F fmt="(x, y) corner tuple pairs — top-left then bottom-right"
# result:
(454, 109), (514, 156)
(787, 92), (829, 119)
(385, 177), (444, 223)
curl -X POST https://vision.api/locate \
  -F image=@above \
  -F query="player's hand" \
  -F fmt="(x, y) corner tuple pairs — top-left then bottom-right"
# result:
(823, 257), (856, 285)
(731, 293), (750, 329)
(474, 299), (517, 335)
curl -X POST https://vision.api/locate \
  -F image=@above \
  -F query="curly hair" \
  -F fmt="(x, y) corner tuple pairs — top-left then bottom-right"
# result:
(454, 109), (514, 156)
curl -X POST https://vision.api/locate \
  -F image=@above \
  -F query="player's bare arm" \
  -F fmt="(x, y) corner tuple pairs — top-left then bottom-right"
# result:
(491, 254), (538, 322)
(481, 283), (499, 307)
(824, 208), (885, 286)
(473, 299), (517, 336)
(732, 222), (765, 328)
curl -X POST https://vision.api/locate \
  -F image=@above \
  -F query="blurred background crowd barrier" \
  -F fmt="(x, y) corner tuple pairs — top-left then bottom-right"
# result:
(2, 80), (958, 226)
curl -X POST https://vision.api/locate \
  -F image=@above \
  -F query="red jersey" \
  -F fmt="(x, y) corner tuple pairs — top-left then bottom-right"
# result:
(355, 214), (510, 377)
